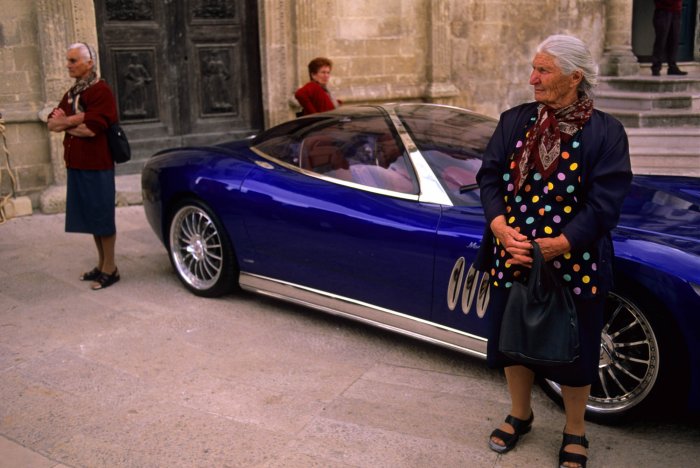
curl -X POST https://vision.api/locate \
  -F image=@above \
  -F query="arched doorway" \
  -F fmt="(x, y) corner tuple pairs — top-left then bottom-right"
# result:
(632, 0), (698, 62)
(95, 0), (263, 174)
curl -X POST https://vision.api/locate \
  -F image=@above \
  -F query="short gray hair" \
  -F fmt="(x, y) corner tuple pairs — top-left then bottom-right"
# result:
(536, 34), (598, 97)
(68, 42), (97, 68)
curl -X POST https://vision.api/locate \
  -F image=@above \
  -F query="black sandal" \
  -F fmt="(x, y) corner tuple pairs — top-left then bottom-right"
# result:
(80, 267), (101, 281)
(91, 268), (120, 290)
(488, 412), (534, 454)
(559, 432), (589, 468)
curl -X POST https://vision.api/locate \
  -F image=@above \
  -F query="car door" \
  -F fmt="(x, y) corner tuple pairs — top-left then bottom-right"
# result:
(432, 204), (491, 341)
(240, 110), (440, 320)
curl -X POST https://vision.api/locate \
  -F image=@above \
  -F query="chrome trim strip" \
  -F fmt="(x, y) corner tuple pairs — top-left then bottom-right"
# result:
(385, 108), (453, 206)
(239, 271), (488, 359)
(249, 146), (420, 201)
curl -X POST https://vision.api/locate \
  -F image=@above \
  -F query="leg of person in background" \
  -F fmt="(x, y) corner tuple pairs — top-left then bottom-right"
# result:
(94, 234), (105, 271)
(667, 12), (687, 75)
(651, 9), (671, 76)
(92, 234), (119, 290)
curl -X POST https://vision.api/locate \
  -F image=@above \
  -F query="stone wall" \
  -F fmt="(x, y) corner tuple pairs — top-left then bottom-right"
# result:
(447, 0), (606, 117)
(278, 0), (608, 120)
(0, 0), (52, 204)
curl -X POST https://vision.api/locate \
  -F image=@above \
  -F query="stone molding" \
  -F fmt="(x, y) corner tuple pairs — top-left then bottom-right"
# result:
(37, 0), (98, 210)
(599, 0), (640, 76)
(425, 0), (459, 104)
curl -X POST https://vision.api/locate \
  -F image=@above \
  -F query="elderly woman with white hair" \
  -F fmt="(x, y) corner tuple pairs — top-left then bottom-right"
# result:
(47, 42), (121, 290)
(475, 35), (632, 467)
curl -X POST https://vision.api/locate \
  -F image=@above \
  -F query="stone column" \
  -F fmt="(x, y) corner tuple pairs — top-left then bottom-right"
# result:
(425, 0), (459, 103)
(599, 0), (640, 76)
(37, 0), (98, 213)
(258, 0), (295, 127)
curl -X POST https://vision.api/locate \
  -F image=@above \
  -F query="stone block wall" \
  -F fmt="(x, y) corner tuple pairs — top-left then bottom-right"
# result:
(287, 0), (608, 119)
(447, 0), (606, 117)
(0, 0), (52, 203)
(292, 0), (430, 107)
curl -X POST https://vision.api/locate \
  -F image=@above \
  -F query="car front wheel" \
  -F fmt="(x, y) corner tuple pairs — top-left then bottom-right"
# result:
(168, 200), (238, 297)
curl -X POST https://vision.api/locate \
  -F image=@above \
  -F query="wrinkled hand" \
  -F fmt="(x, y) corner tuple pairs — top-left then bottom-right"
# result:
(490, 215), (572, 266)
(50, 108), (66, 119)
(490, 215), (533, 267)
(535, 235), (571, 262)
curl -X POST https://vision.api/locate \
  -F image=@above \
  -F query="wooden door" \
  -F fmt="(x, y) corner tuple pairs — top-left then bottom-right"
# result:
(95, 0), (262, 173)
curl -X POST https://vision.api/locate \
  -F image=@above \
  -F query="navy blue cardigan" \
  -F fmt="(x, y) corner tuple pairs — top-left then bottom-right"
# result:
(475, 102), (633, 295)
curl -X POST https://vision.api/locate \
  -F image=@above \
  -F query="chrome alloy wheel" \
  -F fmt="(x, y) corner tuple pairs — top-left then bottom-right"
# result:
(545, 292), (660, 418)
(169, 205), (225, 291)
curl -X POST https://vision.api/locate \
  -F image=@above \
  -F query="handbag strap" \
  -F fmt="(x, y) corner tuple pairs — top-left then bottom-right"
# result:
(529, 241), (568, 300)
(527, 241), (545, 301)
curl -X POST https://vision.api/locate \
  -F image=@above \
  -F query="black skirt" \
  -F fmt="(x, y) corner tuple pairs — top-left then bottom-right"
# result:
(486, 286), (605, 387)
(65, 168), (116, 236)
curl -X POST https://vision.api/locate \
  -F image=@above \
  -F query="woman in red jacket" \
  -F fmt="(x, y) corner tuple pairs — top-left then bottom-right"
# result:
(295, 57), (341, 116)
(48, 42), (120, 290)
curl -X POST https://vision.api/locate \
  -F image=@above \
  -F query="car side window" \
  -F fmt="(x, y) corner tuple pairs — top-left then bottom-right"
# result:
(300, 115), (419, 194)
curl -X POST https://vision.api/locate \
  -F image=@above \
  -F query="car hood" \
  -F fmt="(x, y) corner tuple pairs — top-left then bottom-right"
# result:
(617, 175), (700, 253)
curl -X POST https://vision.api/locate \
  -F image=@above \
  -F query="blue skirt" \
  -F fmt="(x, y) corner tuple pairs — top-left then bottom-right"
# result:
(486, 286), (605, 387)
(65, 168), (116, 236)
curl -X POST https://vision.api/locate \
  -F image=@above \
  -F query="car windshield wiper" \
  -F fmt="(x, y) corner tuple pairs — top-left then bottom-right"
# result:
(459, 183), (479, 193)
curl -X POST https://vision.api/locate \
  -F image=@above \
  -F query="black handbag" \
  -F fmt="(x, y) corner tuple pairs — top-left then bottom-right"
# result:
(498, 241), (579, 366)
(106, 123), (131, 164)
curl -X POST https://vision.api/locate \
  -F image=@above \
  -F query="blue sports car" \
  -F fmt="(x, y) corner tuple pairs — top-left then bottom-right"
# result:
(142, 103), (700, 423)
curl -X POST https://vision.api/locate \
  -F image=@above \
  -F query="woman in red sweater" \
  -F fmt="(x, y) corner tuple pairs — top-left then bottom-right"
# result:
(48, 42), (120, 290)
(295, 57), (342, 116)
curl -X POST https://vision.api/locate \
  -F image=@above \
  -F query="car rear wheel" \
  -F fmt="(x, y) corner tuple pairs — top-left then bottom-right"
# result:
(168, 200), (238, 297)
(540, 289), (686, 424)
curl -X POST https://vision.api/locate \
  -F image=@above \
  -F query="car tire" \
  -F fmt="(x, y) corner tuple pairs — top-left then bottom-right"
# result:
(539, 286), (688, 424)
(167, 199), (238, 297)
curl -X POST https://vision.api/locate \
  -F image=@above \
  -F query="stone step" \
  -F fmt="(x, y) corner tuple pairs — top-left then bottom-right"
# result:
(599, 106), (700, 127)
(598, 76), (700, 93)
(596, 90), (700, 111)
(626, 127), (700, 177)
(637, 61), (700, 77)
(630, 150), (700, 177)
(626, 127), (700, 149)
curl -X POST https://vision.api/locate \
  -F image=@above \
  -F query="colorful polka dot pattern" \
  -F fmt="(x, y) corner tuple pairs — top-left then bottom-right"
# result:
(489, 119), (600, 298)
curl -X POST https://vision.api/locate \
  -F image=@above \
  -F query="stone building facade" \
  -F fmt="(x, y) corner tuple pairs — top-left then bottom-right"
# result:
(0, 0), (698, 213)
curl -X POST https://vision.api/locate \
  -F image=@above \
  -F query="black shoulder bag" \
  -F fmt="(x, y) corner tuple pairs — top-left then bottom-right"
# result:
(106, 123), (131, 164)
(498, 242), (579, 366)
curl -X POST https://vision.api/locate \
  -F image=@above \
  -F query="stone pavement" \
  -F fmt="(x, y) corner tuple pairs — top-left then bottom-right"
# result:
(1, 205), (699, 468)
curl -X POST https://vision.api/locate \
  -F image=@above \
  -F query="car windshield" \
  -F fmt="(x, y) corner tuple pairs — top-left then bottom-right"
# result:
(252, 107), (419, 195)
(396, 104), (497, 206)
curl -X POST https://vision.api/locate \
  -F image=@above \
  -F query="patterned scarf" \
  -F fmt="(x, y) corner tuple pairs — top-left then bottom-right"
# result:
(511, 97), (593, 194)
(67, 71), (99, 111)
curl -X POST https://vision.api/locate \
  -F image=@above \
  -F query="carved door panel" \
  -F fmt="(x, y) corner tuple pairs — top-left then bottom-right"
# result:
(95, 0), (262, 172)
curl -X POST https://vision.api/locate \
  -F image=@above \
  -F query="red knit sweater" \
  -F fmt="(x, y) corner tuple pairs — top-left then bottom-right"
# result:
(55, 80), (118, 170)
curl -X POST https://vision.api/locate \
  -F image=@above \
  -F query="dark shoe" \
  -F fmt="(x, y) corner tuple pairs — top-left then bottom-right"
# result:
(651, 68), (661, 76)
(91, 268), (120, 290)
(80, 267), (101, 281)
(668, 67), (688, 76)
(488, 412), (534, 454)
(559, 432), (589, 468)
